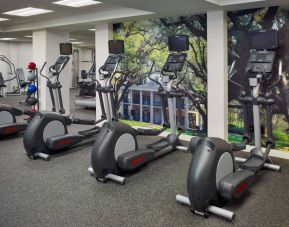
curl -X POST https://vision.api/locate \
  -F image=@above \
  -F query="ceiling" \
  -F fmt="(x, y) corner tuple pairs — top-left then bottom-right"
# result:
(0, 0), (289, 47)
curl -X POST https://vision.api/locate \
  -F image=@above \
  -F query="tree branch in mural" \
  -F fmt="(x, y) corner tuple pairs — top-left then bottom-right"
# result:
(113, 6), (289, 137)
(228, 6), (289, 133)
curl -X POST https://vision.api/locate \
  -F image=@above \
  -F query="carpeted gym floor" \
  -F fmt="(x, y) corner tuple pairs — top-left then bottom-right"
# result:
(1, 91), (289, 227)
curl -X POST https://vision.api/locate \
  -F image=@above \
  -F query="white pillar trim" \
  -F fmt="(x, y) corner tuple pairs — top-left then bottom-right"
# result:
(207, 10), (228, 139)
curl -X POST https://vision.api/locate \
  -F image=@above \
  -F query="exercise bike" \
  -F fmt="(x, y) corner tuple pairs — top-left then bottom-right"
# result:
(176, 29), (281, 221)
(88, 35), (189, 185)
(23, 41), (125, 160)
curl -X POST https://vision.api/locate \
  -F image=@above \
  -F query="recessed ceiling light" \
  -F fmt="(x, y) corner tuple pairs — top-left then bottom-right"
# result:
(206, 0), (265, 6)
(3, 7), (53, 17)
(0, 18), (10, 22)
(24, 35), (33, 38)
(0, 38), (17, 41)
(69, 38), (77, 41)
(88, 29), (95, 31)
(53, 0), (101, 7)
(71, 41), (84, 44)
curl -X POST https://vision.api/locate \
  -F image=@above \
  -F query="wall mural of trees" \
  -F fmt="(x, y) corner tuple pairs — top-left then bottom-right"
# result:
(113, 5), (289, 152)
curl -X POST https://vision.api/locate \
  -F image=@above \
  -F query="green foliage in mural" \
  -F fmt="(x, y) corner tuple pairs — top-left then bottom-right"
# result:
(113, 6), (289, 151)
(113, 15), (208, 129)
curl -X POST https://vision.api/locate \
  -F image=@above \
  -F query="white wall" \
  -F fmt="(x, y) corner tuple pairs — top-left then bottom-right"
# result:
(78, 48), (94, 82)
(0, 41), (32, 91)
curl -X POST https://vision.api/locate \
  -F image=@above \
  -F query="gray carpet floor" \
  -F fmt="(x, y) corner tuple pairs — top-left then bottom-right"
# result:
(0, 91), (289, 227)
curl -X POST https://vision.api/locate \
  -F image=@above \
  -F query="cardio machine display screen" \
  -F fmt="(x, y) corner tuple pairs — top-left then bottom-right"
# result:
(168, 35), (189, 52)
(109, 40), (124, 55)
(163, 53), (187, 72)
(103, 55), (122, 73)
(250, 29), (277, 50)
(54, 56), (70, 72)
(60, 43), (72, 55)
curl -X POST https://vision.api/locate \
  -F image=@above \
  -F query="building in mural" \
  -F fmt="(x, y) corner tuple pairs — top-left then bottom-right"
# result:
(119, 73), (202, 130)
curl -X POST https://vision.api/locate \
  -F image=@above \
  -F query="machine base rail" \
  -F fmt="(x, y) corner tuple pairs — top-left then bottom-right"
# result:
(176, 146), (188, 152)
(176, 194), (235, 221)
(88, 167), (126, 185)
(28, 152), (50, 161)
(235, 157), (281, 172)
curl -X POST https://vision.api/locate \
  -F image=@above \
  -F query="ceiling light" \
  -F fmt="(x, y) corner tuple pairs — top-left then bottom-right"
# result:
(206, 0), (265, 6)
(53, 0), (101, 7)
(69, 38), (77, 41)
(24, 35), (33, 38)
(0, 18), (10, 22)
(3, 7), (53, 17)
(0, 38), (17, 41)
(88, 29), (95, 31)
(71, 41), (84, 44)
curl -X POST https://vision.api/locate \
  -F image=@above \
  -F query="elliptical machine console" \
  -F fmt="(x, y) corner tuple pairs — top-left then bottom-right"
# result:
(176, 29), (281, 221)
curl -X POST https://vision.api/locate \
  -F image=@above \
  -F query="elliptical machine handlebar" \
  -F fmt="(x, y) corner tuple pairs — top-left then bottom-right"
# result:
(48, 65), (61, 81)
(265, 60), (282, 93)
(39, 62), (50, 81)
(228, 60), (245, 91)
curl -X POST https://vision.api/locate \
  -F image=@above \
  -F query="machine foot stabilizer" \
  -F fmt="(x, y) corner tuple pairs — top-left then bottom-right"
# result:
(28, 152), (50, 161)
(88, 167), (126, 185)
(176, 195), (235, 222)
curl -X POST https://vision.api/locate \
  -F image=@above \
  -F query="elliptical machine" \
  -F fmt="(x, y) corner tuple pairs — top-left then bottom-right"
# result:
(176, 29), (281, 221)
(88, 35), (189, 185)
(41, 56), (70, 114)
(23, 40), (125, 160)
(0, 104), (35, 138)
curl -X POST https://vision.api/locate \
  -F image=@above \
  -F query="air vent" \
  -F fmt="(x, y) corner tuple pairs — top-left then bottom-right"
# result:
(206, 140), (216, 151)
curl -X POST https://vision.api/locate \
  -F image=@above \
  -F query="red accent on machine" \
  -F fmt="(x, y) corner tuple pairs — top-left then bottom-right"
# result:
(131, 156), (145, 166)
(236, 181), (248, 195)
(3, 127), (18, 134)
(57, 139), (72, 146)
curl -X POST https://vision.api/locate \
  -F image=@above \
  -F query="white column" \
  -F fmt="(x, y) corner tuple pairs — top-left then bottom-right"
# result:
(95, 23), (113, 120)
(140, 90), (143, 122)
(207, 11), (228, 139)
(119, 89), (124, 116)
(150, 91), (154, 124)
(184, 98), (189, 128)
(33, 29), (71, 113)
(199, 114), (203, 131)
(129, 90), (133, 120)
